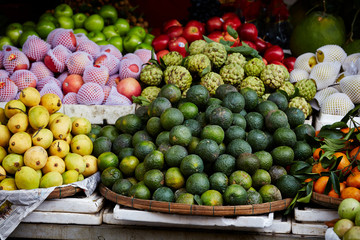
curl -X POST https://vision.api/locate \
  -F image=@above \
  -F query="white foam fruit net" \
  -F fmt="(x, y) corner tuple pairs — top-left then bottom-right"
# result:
(3, 49), (30, 74)
(342, 53), (360, 74)
(134, 49), (156, 64)
(46, 45), (72, 73)
(39, 81), (64, 100)
(289, 69), (309, 84)
(316, 45), (347, 63)
(102, 85), (111, 104)
(77, 82), (105, 105)
(46, 28), (65, 45)
(118, 58), (141, 80)
(314, 87), (340, 108)
(94, 52), (120, 75)
(104, 86), (132, 105)
(107, 74), (120, 87)
(76, 40), (101, 58)
(0, 50), (4, 69)
(10, 69), (38, 91)
(22, 35), (51, 62)
(0, 78), (18, 102)
(83, 65), (109, 86)
(51, 29), (77, 52)
(37, 76), (61, 91)
(339, 75), (360, 104)
(100, 44), (122, 61)
(0, 69), (9, 78)
(294, 52), (317, 73)
(57, 71), (69, 85)
(66, 51), (94, 75)
(309, 61), (341, 90)
(321, 93), (355, 116)
(62, 92), (78, 104)
(29, 61), (54, 81)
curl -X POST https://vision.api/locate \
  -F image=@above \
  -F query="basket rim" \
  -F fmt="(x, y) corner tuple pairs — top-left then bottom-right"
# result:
(311, 191), (343, 208)
(99, 183), (292, 216)
(47, 185), (83, 199)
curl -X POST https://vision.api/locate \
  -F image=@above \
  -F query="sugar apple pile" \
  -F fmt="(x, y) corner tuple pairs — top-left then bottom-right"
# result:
(137, 38), (317, 118)
(291, 44), (360, 116)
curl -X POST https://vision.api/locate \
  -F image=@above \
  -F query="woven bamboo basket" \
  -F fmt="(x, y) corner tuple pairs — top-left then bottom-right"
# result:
(99, 183), (292, 216)
(46, 185), (83, 199)
(311, 192), (343, 209)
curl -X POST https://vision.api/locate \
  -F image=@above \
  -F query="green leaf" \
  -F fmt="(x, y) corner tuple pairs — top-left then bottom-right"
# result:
(323, 174), (332, 195)
(194, 195), (203, 205)
(284, 192), (299, 215)
(297, 181), (313, 203)
(185, 42), (189, 53)
(330, 171), (340, 195)
(227, 45), (261, 59)
(341, 104), (360, 123)
(317, 129), (344, 139)
(306, 181), (313, 195)
(203, 35), (215, 43)
(322, 138), (346, 152)
(226, 25), (238, 39)
(131, 96), (150, 106)
(201, 64), (211, 77)
(329, 121), (348, 130)
(320, 155), (336, 169)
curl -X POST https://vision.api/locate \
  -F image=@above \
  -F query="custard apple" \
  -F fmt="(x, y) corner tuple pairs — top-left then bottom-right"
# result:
(141, 86), (161, 102)
(220, 63), (245, 86)
(188, 40), (207, 55)
(161, 51), (183, 66)
(288, 96), (311, 118)
(279, 81), (296, 97)
(225, 52), (247, 67)
(239, 76), (265, 97)
(200, 72), (224, 96)
(260, 64), (288, 89)
(295, 79), (317, 101)
(139, 64), (163, 86)
(203, 41), (227, 69)
(244, 57), (265, 76)
(184, 54), (211, 77)
(164, 65), (192, 91)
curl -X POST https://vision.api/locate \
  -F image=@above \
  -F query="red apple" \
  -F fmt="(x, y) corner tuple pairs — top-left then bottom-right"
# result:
(166, 26), (183, 39)
(116, 77), (142, 101)
(269, 60), (286, 68)
(186, 20), (205, 35)
(182, 25), (202, 43)
(152, 34), (170, 52)
(163, 19), (182, 33)
(156, 49), (169, 63)
(238, 23), (258, 42)
(282, 57), (296, 72)
(206, 16), (224, 34)
(206, 31), (224, 42)
(262, 58), (268, 65)
(168, 36), (187, 57)
(254, 37), (267, 53)
(223, 32), (240, 47)
(223, 17), (241, 32)
(62, 74), (84, 94)
(264, 45), (284, 63)
(242, 40), (257, 50)
(222, 12), (238, 21)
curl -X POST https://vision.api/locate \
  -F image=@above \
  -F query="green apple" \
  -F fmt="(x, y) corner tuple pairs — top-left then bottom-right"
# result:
(123, 34), (142, 53)
(103, 25), (120, 40)
(0, 36), (14, 49)
(114, 18), (130, 36)
(22, 21), (36, 32)
(87, 31), (106, 43)
(57, 16), (75, 29)
(84, 14), (104, 32)
(18, 30), (39, 47)
(108, 36), (123, 52)
(97, 40), (110, 46)
(54, 3), (73, 18)
(135, 43), (153, 51)
(6, 23), (23, 46)
(143, 33), (155, 45)
(74, 28), (88, 35)
(36, 20), (56, 39)
(99, 5), (118, 24)
(72, 13), (88, 29)
(39, 13), (59, 28)
(127, 26), (146, 41)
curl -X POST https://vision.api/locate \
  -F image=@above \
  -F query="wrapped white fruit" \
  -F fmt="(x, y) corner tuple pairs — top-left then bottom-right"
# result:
(312, 87), (340, 111)
(339, 75), (360, 104)
(294, 52), (317, 73)
(321, 93), (355, 116)
(342, 53), (360, 74)
(289, 69), (309, 84)
(315, 44), (347, 64)
(309, 61), (342, 90)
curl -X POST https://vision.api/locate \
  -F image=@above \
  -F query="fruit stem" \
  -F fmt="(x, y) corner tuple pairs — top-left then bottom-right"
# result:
(7, 106), (26, 114)
(322, 0), (327, 14)
(349, 8), (360, 42)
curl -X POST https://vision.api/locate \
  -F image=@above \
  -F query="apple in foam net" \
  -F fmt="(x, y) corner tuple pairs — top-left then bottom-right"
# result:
(62, 74), (84, 94)
(116, 77), (141, 101)
(168, 36), (187, 57)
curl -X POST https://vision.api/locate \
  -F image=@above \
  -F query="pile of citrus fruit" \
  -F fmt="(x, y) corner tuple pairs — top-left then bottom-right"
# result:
(95, 82), (316, 206)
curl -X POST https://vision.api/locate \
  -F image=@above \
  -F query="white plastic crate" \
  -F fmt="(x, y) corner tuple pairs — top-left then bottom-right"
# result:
(315, 112), (360, 130)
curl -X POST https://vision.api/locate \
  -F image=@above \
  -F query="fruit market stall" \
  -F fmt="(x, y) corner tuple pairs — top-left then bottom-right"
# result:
(1, 0), (360, 239)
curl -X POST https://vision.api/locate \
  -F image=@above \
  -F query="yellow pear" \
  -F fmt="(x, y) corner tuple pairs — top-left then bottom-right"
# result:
(78, 173), (84, 181)
(62, 170), (79, 184)
(72, 117), (91, 135)
(40, 171), (63, 188)
(82, 155), (98, 177)
(63, 133), (72, 145)
(28, 105), (50, 129)
(0, 146), (6, 164)
(64, 153), (85, 173)
(40, 93), (62, 114)
(70, 134), (93, 156)
(0, 107), (8, 125)
(32, 128), (54, 149)
(7, 112), (29, 133)
(50, 114), (72, 140)
(0, 125), (11, 148)
(48, 140), (70, 158)
(24, 146), (48, 170)
(19, 87), (41, 107)
(48, 112), (64, 127)
(4, 100), (26, 119)
(0, 166), (6, 181)
(15, 166), (40, 190)
(0, 178), (17, 190)
(42, 156), (66, 174)
(8, 132), (32, 154)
